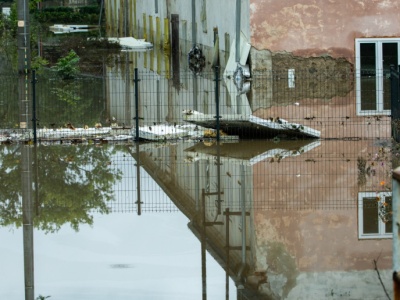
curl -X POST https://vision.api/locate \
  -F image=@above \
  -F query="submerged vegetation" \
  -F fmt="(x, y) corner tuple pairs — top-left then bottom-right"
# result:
(43, 35), (121, 75)
(0, 0), (119, 75)
(34, 5), (100, 24)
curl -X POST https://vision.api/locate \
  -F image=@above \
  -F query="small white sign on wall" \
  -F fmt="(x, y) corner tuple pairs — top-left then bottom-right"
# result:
(288, 69), (295, 88)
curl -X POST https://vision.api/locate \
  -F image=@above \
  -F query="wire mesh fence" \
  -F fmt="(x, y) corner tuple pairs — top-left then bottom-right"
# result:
(0, 65), (397, 216)
(0, 138), (392, 217)
(0, 66), (397, 142)
(0, 73), (19, 129)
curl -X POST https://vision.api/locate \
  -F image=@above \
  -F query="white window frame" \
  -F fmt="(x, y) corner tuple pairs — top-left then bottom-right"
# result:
(358, 191), (392, 239)
(355, 38), (400, 116)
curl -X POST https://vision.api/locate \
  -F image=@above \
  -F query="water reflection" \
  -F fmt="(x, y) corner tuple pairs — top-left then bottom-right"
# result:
(132, 138), (393, 299)
(0, 144), (123, 232)
(0, 138), (394, 299)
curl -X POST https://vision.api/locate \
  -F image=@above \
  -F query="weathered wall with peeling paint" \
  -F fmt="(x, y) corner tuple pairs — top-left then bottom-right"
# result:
(248, 0), (399, 126)
(106, 0), (400, 60)
(104, 1), (393, 139)
(252, 139), (393, 298)
(250, 0), (400, 59)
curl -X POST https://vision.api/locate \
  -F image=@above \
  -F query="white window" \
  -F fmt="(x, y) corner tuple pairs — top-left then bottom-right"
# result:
(355, 38), (400, 116)
(358, 192), (392, 239)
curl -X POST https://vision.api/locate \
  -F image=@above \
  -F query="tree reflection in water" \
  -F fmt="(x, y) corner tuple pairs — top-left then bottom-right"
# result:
(0, 144), (123, 233)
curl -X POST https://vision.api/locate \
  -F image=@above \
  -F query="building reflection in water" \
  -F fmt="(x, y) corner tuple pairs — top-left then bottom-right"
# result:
(127, 138), (393, 299)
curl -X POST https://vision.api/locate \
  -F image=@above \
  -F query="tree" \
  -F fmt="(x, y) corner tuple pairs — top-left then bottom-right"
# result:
(0, 144), (125, 233)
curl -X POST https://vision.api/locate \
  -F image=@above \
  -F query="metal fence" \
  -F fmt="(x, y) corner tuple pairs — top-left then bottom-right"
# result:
(1, 138), (390, 215)
(0, 66), (398, 216)
(0, 66), (398, 143)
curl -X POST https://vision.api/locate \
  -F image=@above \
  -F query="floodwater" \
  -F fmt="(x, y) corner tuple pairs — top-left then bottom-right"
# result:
(0, 14), (396, 300)
(0, 137), (394, 299)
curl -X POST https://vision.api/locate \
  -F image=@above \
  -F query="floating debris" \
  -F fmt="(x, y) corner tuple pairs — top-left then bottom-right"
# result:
(107, 37), (153, 51)
(182, 110), (321, 139)
(49, 24), (99, 34)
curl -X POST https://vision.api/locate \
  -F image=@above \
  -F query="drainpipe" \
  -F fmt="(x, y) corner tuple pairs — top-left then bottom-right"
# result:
(191, 0), (198, 112)
(235, 0), (241, 63)
(237, 164), (246, 289)
(192, 0), (196, 47)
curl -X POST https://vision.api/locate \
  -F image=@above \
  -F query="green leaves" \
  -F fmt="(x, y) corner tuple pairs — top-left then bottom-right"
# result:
(51, 86), (81, 106)
(0, 144), (124, 233)
(31, 56), (49, 74)
(52, 50), (80, 80)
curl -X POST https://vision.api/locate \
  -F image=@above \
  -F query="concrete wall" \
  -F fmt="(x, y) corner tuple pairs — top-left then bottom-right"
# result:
(105, 0), (251, 52)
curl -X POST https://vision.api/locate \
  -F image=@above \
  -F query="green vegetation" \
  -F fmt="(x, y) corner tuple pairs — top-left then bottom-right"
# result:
(43, 35), (121, 75)
(35, 69), (105, 128)
(34, 5), (101, 24)
(0, 2), (17, 65)
(52, 49), (80, 79)
(0, 0), (119, 129)
(0, 144), (124, 233)
(31, 56), (49, 74)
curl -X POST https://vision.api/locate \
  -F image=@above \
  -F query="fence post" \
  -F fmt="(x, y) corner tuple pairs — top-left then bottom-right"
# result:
(31, 70), (37, 144)
(134, 68), (140, 141)
(215, 66), (220, 141)
(135, 142), (142, 216)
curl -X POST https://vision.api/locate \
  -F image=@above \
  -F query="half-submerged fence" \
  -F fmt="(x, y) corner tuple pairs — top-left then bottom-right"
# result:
(0, 66), (398, 216)
(0, 65), (399, 142)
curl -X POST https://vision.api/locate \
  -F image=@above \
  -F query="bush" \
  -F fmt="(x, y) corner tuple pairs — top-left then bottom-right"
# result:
(52, 50), (80, 79)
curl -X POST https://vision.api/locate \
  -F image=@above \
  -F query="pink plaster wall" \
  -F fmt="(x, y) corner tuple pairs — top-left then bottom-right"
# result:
(252, 140), (392, 272)
(253, 210), (392, 272)
(250, 0), (400, 59)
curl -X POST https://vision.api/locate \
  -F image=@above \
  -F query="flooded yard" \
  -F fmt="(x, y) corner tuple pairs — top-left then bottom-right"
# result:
(1, 206), (234, 299)
(0, 138), (394, 299)
(0, 44), (396, 298)
(1, 2), (399, 298)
